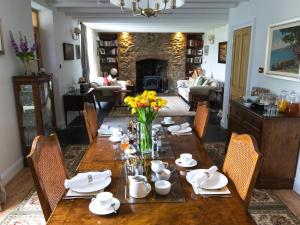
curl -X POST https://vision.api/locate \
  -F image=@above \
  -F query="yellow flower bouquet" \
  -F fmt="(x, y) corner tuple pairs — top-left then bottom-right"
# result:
(124, 91), (167, 153)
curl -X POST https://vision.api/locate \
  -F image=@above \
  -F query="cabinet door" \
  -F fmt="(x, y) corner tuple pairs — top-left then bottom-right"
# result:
(19, 84), (37, 148)
(39, 81), (54, 135)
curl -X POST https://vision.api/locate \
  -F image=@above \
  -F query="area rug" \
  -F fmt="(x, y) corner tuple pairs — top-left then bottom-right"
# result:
(204, 142), (300, 225)
(0, 145), (88, 225)
(107, 96), (196, 117)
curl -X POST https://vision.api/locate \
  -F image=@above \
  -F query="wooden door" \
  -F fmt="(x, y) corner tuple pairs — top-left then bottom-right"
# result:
(230, 26), (252, 100)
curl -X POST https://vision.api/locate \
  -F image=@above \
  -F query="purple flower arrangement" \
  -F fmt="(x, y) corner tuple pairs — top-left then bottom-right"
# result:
(9, 31), (37, 74)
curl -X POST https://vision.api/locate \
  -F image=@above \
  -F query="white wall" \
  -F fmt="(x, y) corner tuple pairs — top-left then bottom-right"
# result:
(0, 0), (34, 184)
(222, 0), (300, 194)
(202, 25), (228, 81)
(37, 2), (82, 128)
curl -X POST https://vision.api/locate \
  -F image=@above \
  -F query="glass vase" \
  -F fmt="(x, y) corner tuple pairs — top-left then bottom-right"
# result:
(139, 122), (152, 154)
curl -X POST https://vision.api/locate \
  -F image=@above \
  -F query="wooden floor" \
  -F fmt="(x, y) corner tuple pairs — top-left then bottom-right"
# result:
(1, 168), (300, 222)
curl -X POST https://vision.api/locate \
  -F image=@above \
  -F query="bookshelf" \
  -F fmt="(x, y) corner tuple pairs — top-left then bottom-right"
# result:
(185, 33), (204, 77)
(98, 33), (119, 77)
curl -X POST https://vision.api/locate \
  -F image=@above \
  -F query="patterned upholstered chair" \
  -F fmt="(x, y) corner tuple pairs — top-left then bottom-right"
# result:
(83, 102), (100, 143)
(193, 101), (210, 140)
(223, 133), (262, 208)
(27, 134), (68, 220)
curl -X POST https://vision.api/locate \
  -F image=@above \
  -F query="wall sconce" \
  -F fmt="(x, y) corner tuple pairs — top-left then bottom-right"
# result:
(72, 27), (81, 40)
(208, 35), (215, 44)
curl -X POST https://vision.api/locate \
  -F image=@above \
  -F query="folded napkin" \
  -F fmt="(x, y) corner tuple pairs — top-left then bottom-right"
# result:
(192, 166), (218, 187)
(171, 127), (192, 135)
(169, 123), (191, 133)
(192, 185), (231, 195)
(64, 170), (112, 189)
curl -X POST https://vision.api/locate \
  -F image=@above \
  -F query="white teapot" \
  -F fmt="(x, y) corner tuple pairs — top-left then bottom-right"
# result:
(128, 175), (151, 198)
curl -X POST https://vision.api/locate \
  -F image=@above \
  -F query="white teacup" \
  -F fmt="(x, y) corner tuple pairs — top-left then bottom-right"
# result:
(96, 192), (113, 209)
(164, 117), (172, 124)
(180, 153), (193, 165)
(156, 169), (171, 181)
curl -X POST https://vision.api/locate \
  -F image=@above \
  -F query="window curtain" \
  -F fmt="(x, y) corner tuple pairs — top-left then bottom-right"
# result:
(0, 177), (6, 211)
(87, 27), (100, 82)
(80, 23), (90, 83)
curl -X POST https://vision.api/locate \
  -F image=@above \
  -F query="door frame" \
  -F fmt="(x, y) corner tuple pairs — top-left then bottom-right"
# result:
(221, 18), (256, 128)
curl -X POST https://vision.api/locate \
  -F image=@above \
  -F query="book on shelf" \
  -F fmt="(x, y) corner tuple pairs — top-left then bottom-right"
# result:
(100, 57), (117, 63)
(187, 49), (203, 55)
(188, 40), (203, 47)
(99, 39), (118, 47)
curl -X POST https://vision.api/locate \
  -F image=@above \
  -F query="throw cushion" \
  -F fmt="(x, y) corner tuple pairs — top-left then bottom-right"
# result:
(202, 79), (209, 86)
(188, 77), (195, 87)
(193, 76), (201, 86)
(197, 76), (206, 86)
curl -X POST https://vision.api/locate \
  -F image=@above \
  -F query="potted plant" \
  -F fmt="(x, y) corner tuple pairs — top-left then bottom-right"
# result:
(9, 31), (37, 75)
(124, 91), (167, 153)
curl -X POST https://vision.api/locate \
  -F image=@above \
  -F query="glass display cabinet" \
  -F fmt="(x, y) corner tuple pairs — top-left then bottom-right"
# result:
(13, 74), (56, 162)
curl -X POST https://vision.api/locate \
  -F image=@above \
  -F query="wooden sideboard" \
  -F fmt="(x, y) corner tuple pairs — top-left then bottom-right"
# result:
(228, 100), (300, 189)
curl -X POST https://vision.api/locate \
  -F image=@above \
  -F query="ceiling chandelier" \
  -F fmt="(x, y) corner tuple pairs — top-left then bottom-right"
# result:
(110, 0), (185, 18)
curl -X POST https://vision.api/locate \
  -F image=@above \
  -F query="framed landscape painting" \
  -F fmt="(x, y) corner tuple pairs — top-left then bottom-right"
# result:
(265, 18), (300, 79)
(218, 41), (227, 64)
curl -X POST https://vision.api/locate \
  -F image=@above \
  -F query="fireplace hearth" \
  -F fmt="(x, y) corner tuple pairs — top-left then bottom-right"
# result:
(136, 59), (168, 93)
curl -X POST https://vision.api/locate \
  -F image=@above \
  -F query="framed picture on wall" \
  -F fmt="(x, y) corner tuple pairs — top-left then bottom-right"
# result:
(75, 45), (80, 59)
(218, 41), (227, 64)
(63, 43), (74, 60)
(265, 18), (300, 79)
(0, 19), (4, 55)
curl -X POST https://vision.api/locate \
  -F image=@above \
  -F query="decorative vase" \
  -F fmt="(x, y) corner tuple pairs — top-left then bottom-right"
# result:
(22, 60), (29, 75)
(139, 122), (152, 153)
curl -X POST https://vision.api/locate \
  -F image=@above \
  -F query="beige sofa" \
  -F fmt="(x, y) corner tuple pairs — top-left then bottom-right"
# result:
(177, 77), (220, 110)
(90, 77), (126, 108)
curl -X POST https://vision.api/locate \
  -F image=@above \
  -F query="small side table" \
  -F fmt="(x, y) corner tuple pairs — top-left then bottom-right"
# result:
(63, 88), (95, 126)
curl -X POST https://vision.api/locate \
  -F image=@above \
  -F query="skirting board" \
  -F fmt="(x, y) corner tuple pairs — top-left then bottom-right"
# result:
(0, 157), (24, 185)
(293, 177), (300, 195)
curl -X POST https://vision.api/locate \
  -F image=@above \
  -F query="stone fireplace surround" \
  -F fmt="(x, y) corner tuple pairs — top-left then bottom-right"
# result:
(118, 32), (186, 91)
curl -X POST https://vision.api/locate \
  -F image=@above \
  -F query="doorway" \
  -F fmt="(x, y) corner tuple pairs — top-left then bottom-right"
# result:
(230, 26), (252, 100)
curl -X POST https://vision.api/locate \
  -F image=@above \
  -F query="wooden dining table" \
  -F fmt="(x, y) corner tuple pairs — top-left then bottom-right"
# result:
(47, 117), (255, 225)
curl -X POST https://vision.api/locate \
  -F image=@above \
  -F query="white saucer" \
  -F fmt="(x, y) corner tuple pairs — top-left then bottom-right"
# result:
(186, 169), (228, 190)
(71, 177), (111, 193)
(161, 120), (175, 126)
(109, 136), (122, 143)
(89, 197), (120, 215)
(175, 158), (197, 168)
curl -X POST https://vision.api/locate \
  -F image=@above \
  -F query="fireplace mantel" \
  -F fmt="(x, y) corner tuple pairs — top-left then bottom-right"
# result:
(118, 33), (186, 91)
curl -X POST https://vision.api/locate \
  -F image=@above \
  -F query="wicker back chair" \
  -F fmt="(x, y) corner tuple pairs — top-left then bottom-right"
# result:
(83, 102), (99, 143)
(193, 101), (210, 140)
(223, 133), (262, 208)
(27, 134), (68, 220)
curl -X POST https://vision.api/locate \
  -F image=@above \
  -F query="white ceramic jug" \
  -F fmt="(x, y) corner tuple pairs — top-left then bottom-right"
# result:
(128, 175), (151, 198)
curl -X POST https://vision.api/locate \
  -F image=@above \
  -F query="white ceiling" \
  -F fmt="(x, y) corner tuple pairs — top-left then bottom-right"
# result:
(47, 0), (248, 32)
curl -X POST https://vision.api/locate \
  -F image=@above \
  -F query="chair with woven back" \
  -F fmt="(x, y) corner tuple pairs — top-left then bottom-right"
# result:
(27, 134), (68, 221)
(193, 101), (210, 140)
(83, 102), (100, 143)
(223, 133), (262, 208)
